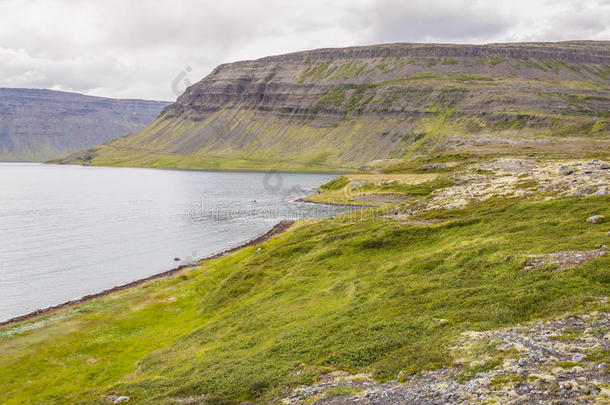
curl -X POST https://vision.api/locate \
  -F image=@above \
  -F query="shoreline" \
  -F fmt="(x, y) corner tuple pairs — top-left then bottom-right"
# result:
(47, 161), (355, 175)
(0, 220), (294, 328)
(296, 195), (376, 208)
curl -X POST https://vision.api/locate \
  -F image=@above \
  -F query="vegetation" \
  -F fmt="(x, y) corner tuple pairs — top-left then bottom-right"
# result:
(1, 194), (608, 404)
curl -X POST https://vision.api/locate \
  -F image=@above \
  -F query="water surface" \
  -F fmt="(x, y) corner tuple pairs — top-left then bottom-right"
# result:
(0, 163), (347, 321)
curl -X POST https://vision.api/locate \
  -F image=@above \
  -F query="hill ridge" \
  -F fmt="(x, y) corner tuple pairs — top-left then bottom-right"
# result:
(60, 41), (609, 171)
(0, 88), (170, 161)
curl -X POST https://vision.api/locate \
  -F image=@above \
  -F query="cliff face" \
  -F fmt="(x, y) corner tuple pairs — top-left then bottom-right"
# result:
(62, 41), (609, 171)
(0, 88), (170, 161)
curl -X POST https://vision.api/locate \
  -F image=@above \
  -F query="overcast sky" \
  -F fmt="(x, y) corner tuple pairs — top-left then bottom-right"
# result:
(1, 0), (608, 100)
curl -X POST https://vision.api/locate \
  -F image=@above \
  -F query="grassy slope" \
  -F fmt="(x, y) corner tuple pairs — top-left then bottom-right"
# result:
(0, 194), (608, 404)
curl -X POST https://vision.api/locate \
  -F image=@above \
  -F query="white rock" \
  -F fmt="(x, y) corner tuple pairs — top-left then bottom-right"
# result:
(572, 353), (586, 362)
(586, 215), (604, 224)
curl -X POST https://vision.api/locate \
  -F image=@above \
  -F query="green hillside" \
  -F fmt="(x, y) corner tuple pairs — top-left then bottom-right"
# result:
(1, 156), (609, 403)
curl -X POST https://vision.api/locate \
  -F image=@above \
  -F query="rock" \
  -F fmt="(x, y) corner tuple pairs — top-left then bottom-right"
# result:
(559, 165), (575, 175)
(498, 343), (514, 350)
(105, 396), (130, 404)
(600, 163), (610, 170)
(586, 215), (605, 224)
(530, 374), (556, 385)
(418, 163), (448, 171)
(571, 353), (586, 362)
(280, 311), (610, 404)
(592, 188), (608, 196)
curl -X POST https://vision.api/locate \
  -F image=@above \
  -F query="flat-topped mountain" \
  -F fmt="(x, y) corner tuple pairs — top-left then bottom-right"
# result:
(61, 41), (609, 171)
(0, 88), (170, 161)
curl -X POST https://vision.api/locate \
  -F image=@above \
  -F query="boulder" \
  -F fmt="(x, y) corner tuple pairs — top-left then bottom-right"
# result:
(586, 215), (605, 224)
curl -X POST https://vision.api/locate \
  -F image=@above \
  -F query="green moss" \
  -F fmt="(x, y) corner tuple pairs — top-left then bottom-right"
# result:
(514, 178), (538, 190)
(585, 347), (610, 363)
(359, 176), (453, 195)
(309, 152), (331, 165)
(557, 361), (582, 368)
(490, 373), (527, 388)
(316, 89), (346, 104)
(320, 176), (351, 191)
(489, 57), (505, 66)
(322, 385), (364, 398)
(299, 63), (331, 83)
(521, 60), (548, 71)
(453, 74), (494, 82)
(581, 65), (610, 81)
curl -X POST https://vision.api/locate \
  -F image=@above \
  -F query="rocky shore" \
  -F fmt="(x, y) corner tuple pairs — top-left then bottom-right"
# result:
(0, 220), (294, 328)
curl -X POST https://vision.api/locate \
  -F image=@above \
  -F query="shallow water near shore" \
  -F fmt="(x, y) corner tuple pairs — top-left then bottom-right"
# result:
(0, 163), (348, 321)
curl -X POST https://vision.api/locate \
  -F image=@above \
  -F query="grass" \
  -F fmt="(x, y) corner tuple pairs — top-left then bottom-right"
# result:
(0, 195), (608, 404)
(308, 174), (448, 204)
(322, 385), (364, 398)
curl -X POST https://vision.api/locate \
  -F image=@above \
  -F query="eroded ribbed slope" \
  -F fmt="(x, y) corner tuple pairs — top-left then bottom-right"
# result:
(0, 88), (170, 161)
(62, 41), (610, 171)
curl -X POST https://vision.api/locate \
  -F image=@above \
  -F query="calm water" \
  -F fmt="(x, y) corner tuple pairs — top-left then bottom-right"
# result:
(0, 163), (347, 321)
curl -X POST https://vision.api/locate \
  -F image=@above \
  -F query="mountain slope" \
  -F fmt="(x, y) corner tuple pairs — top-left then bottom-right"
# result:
(60, 41), (609, 171)
(0, 88), (170, 161)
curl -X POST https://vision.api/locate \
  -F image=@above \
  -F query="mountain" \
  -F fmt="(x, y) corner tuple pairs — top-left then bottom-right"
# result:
(0, 88), (170, 161)
(60, 41), (609, 171)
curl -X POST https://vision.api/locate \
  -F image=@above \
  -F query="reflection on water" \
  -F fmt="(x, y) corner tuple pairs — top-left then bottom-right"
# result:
(0, 163), (349, 321)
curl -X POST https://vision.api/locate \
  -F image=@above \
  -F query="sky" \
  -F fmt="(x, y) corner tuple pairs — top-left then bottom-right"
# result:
(0, 0), (608, 101)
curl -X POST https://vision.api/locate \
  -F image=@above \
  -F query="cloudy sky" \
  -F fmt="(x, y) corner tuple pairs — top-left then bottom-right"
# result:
(1, 0), (608, 100)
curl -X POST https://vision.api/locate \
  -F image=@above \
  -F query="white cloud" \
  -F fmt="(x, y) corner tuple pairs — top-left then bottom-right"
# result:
(0, 0), (607, 100)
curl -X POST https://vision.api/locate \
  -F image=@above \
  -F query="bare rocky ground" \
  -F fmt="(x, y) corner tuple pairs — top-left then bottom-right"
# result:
(523, 248), (607, 271)
(397, 158), (609, 212)
(281, 311), (610, 405)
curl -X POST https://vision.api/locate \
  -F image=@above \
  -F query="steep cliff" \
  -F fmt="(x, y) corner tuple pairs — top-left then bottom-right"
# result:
(61, 41), (609, 171)
(0, 88), (170, 161)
